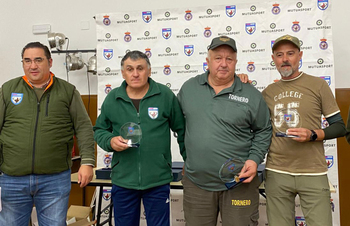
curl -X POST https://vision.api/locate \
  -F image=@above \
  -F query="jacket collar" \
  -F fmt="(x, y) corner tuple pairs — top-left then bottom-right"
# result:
(22, 72), (55, 91)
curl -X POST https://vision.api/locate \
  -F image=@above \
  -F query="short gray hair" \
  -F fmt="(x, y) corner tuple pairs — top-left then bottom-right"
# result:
(121, 50), (151, 69)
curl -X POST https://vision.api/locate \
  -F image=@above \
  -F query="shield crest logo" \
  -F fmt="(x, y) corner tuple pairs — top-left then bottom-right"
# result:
(103, 189), (112, 201)
(203, 62), (208, 72)
(11, 93), (23, 105)
(148, 107), (158, 119)
(226, 5), (236, 17)
(104, 49), (113, 60)
(245, 23), (256, 35)
(318, 0), (328, 10)
(326, 155), (333, 168)
(142, 11), (152, 23)
(184, 45), (194, 56)
(162, 28), (172, 39)
(320, 76), (331, 86)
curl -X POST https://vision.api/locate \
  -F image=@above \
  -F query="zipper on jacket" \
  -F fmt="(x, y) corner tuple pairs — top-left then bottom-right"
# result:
(32, 101), (40, 173)
(45, 93), (50, 116)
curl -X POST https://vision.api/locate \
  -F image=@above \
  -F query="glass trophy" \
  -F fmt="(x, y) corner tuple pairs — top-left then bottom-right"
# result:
(274, 108), (302, 138)
(219, 158), (247, 190)
(120, 122), (142, 147)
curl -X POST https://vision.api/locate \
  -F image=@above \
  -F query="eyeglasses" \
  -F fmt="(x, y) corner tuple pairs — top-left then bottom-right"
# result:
(22, 57), (46, 66)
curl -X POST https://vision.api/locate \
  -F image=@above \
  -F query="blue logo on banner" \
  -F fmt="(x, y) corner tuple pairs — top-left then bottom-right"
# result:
(245, 23), (256, 35)
(11, 93), (23, 105)
(326, 155), (334, 168)
(162, 28), (172, 39)
(299, 59), (302, 69)
(272, 4), (281, 15)
(184, 45), (194, 56)
(320, 76), (331, 86)
(103, 189), (111, 201)
(318, 0), (328, 10)
(142, 11), (152, 23)
(319, 39), (328, 50)
(226, 5), (236, 17)
(104, 49), (113, 60)
(203, 62), (208, 72)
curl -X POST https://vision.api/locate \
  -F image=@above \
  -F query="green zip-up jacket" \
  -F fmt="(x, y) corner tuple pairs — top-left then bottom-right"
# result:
(94, 78), (186, 190)
(0, 74), (95, 176)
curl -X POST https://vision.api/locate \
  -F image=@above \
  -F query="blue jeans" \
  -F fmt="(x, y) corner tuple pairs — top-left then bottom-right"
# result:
(0, 170), (71, 226)
(112, 184), (170, 226)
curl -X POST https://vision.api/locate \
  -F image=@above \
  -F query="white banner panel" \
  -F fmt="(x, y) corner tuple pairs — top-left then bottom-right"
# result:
(95, 1), (338, 225)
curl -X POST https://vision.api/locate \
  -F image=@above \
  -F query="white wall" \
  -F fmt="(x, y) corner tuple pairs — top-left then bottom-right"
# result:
(0, 0), (349, 95)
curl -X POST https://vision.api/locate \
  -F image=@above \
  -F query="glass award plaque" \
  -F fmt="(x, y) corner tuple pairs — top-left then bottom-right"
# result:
(120, 122), (142, 147)
(274, 108), (302, 138)
(219, 158), (247, 190)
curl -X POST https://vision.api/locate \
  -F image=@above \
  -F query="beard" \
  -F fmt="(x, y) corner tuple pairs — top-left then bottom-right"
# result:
(278, 63), (294, 78)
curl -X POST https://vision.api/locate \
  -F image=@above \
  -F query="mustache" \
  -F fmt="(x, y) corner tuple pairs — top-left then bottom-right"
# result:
(281, 63), (291, 67)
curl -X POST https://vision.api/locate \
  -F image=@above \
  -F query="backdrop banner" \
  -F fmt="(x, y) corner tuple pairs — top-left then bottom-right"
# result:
(95, 1), (338, 225)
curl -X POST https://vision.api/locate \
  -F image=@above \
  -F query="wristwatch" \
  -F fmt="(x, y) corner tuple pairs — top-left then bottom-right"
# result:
(309, 130), (317, 141)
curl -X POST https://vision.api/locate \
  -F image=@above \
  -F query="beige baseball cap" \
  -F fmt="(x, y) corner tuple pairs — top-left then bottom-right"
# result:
(272, 34), (300, 52)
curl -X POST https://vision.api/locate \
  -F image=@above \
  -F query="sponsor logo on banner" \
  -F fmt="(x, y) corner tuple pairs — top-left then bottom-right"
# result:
(226, 5), (236, 17)
(251, 80), (257, 86)
(295, 216), (306, 226)
(245, 23), (256, 35)
(103, 153), (112, 168)
(271, 40), (275, 48)
(299, 59), (302, 69)
(185, 10), (193, 21)
(142, 11), (152, 23)
(247, 62), (255, 72)
(11, 93), (23, 105)
(320, 76), (331, 86)
(163, 65), (171, 75)
(326, 155), (334, 168)
(319, 39), (328, 50)
(124, 32), (132, 42)
(204, 27), (212, 37)
(105, 84), (112, 94)
(145, 48), (152, 58)
(103, 15), (111, 26)
(103, 189), (111, 201)
(148, 107), (158, 119)
(292, 21), (301, 32)
(184, 45), (194, 56)
(272, 4), (281, 15)
(307, 58), (333, 70)
(318, 0), (328, 10)
(162, 28), (172, 39)
(157, 11), (178, 21)
(103, 49), (113, 60)
(203, 62), (208, 72)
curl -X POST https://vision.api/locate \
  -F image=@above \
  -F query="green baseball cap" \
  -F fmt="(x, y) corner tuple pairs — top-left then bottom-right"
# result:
(272, 34), (300, 52)
(208, 36), (237, 52)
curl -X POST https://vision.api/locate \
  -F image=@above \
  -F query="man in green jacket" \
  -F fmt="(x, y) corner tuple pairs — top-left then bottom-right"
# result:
(94, 50), (186, 226)
(0, 42), (95, 226)
(178, 36), (272, 226)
